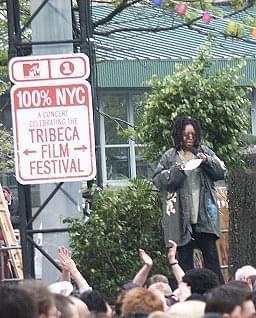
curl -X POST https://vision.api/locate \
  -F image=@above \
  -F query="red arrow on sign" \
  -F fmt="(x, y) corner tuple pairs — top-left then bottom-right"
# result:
(23, 149), (37, 156)
(73, 145), (87, 152)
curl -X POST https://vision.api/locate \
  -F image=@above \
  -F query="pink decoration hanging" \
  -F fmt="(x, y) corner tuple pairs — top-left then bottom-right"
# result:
(202, 11), (213, 24)
(176, 3), (188, 16)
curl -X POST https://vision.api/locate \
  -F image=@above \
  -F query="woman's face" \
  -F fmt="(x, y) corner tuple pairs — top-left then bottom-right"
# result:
(182, 124), (196, 150)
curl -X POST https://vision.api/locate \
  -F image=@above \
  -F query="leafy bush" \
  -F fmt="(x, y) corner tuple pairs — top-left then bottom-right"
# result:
(136, 41), (251, 168)
(65, 178), (168, 301)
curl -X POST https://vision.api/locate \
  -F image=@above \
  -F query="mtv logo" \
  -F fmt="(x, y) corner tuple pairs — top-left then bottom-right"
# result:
(23, 63), (40, 78)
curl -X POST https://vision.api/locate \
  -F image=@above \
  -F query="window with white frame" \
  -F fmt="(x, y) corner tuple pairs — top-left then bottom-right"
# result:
(99, 90), (154, 186)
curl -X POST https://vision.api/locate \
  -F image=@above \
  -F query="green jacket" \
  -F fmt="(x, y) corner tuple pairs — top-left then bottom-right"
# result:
(152, 145), (225, 247)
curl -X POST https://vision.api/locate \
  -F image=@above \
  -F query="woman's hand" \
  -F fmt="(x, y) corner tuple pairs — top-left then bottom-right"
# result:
(176, 162), (185, 170)
(196, 152), (208, 161)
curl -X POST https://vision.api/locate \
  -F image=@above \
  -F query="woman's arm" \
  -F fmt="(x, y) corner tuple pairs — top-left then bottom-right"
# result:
(152, 150), (186, 192)
(198, 146), (225, 181)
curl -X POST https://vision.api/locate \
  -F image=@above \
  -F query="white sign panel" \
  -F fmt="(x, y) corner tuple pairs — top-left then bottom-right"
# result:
(9, 53), (90, 83)
(10, 81), (96, 184)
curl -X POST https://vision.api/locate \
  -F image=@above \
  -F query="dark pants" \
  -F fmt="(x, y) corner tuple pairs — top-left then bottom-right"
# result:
(177, 231), (224, 284)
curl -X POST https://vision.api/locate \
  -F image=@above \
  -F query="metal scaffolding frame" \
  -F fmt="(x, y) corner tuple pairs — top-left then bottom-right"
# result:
(5, 0), (100, 278)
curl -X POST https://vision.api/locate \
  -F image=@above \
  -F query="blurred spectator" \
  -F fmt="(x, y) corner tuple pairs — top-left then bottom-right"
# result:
(53, 293), (79, 318)
(205, 285), (255, 318)
(182, 268), (220, 295)
(70, 296), (90, 318)
(80, 290), (112, 318)
(19, 279), (60, 318)
(0, 284), (38, 318)
(168, 300), (206, 318)
(121, 287), (164, 316)
(235, 266), (256, 290)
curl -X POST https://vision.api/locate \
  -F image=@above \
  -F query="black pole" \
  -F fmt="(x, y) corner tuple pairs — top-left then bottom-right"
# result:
(6, 0), (17, 59)
(7, 0), (35, 278)
(27, 236), (61, 271)
(79, 0), (103, 187)
(27, 182), (63, 228)
(24, 184), (35, 277)
(17, 183), (33, 278)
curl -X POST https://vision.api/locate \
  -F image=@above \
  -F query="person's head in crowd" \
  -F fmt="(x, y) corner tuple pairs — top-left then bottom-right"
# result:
(148, 282), (172, 296)
(226, 281), (251, 293)
(0, 284), (38, 318)
(115, 282), (141, 317)
(70, 296), (90, 318)
(80, 290), (112, 318)
(235, 266), (256, 290)
(182, 268), (220, 295)
(115, 290), (127, 316)
(19, 279), (59, 318)
(121, 287), (164, 315)
(148, 282), (174, 309)
(167, 300), (206, 318)
(53, 294), (79, 318)
(147, 274), (169, 287)
(116, 281), (151, 317)
(205, 285), (255, 318)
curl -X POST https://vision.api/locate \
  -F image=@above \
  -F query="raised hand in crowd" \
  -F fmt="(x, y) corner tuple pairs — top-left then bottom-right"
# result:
(167, 240), (185, 284)
(57, 246), (92, 294)
(57, 246), (73, 282)
(139, 248), (153, 267)
(132, 248), (153, 286)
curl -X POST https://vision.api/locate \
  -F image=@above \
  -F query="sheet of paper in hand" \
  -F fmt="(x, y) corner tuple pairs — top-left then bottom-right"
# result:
(183, 159), (203, 171)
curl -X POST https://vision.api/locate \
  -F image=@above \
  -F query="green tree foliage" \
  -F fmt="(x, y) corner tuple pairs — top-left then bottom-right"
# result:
(0, 50), (9, 95)
(0, 48), (14, 173)
(65, 178), (168, 301)
(0, 123), (14, 173)
(136, 42), (251, 168)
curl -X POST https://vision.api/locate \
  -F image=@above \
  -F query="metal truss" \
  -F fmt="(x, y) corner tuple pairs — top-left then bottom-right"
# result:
(5, 0), (100, 278)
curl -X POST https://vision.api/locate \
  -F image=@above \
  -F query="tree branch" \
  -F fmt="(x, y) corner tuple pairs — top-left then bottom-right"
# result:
(94, 16), (201, 35)
(189, 22), (256, 48)
(221, 1), (255, 19)
(93, 0), (142, 28)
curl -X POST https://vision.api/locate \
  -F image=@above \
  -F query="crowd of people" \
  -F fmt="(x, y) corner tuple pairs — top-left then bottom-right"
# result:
(0, 115), (251, 318)
(1, 241), (256, 318)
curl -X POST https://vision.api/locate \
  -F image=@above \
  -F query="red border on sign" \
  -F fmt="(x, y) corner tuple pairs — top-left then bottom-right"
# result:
(10, 81), (96, 184)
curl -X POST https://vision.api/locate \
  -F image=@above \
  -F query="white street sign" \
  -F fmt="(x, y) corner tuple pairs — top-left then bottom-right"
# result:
(9, 53), (90, 83)
(10, 81), (96, 184)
